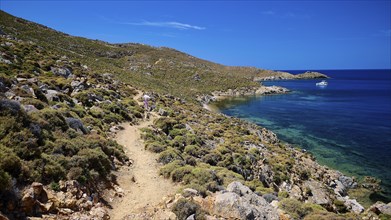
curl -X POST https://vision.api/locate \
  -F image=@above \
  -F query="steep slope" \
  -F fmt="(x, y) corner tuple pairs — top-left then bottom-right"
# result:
(0, 10), (259, 100)
(2, 10), (386, 220)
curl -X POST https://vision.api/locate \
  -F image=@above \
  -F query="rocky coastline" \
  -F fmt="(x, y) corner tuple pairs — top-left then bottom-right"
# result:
(197, 85), (290, 106)
(1, 11), (391, 219)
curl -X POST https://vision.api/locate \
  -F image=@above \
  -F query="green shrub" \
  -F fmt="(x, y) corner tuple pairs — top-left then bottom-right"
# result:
(184, 145), (203, 157)
(160, 160), (185, 178)
(158, 148), (182, 164)
(0, 169), (12, 192)
(279, 198), (324, 219)
(77, 148), (111, 177)
(172, 198), (205, 220)
(146, 141), (166, 153)
(171, 165), (193, 182)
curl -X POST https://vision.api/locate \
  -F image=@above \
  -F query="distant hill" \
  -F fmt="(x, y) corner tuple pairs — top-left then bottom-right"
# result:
(0, 10), (326, 101)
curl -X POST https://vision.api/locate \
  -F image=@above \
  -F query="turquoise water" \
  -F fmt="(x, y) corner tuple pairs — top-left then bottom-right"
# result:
(214, 69), (391, 201)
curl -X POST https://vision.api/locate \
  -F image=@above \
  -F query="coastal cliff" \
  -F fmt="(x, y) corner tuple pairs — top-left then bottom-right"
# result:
(0, 10), (389, 220)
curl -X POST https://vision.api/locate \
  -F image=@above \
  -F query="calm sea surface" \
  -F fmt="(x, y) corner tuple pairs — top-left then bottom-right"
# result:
(213, 69), (391, 201)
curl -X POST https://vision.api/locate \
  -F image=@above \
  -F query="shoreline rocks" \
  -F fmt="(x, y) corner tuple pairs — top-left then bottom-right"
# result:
(197, 85), (289, 105)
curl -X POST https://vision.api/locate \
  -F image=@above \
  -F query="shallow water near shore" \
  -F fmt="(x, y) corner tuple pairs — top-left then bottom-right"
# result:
(213, 69), (391, 202)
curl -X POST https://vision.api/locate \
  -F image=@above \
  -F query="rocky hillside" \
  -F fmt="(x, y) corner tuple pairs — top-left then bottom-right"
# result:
(1, 10), (390, 220)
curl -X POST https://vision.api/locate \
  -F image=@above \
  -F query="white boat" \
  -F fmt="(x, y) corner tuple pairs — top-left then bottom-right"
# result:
(316, 80), (328, 86)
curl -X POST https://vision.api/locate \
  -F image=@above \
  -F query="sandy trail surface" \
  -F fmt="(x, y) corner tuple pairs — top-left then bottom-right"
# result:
(108, 93), (178, 219)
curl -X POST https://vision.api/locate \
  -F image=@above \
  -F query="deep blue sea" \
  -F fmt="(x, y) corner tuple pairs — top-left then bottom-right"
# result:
(213, 69), (391, 201)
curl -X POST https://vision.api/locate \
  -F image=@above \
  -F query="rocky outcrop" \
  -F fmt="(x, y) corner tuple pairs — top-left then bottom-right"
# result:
(369, 201), (391, 216)
(195, 182), (280, 220)
(198, 86), (289, 104)
(294, 71), (329, 79)
(255, 71), (328, 81)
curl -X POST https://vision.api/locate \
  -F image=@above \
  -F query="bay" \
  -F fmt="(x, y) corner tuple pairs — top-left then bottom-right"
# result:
(213, 69), (391, 201)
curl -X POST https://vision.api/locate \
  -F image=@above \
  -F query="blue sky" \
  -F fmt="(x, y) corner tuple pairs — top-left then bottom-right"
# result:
(1, 1), (390, 70)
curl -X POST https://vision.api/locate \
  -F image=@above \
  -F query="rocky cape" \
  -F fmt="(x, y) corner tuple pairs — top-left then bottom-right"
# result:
(254, 71), (329, 81)
(197, 85), (290, 105)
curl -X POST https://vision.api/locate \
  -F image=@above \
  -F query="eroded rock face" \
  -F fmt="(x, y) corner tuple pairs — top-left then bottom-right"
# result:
(304, 180), (331, 206)
(204, 182), (279, 220)
(21, 182), (49, 216)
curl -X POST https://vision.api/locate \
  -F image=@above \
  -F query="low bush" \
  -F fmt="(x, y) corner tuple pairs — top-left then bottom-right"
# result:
(172, 198), (205, 220)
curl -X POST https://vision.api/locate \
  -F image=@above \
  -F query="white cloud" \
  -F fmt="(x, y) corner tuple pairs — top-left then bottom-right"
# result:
(124, 21), (205, 30)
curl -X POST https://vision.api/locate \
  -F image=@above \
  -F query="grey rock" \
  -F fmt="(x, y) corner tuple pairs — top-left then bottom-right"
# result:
(158, 108), (168, 116)
(343, 197), (364, 214)
(333, 180), (347, 196)
(186, 214), (195, 220)
(304, 180), (331, 205)
(262, 193), (278, 203)
(45, 90), (60, 102)
(227, 181), (252, 196)
(212, 182), (279, 220)
(20, 85), (36, 98)
(339, 175), (358, 189)
(51, 67), (72, 78)
(183, 188), (199, 197)
(66, 117), (88, 134)
(23, 105), (38, 113)
(0, 57), (12, 64)
(369, 201), (391, 215)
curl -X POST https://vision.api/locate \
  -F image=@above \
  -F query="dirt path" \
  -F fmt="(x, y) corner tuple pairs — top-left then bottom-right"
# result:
(108, 96), (178, 219)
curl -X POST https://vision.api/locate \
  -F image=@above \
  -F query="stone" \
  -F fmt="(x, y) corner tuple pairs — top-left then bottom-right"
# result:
(369, 201), (391, 215)
(89, 206), (109, 220)
(289, 184), (303, 200)
(23, 104), (38, 113)
(51, 67), (72, 78)
(45, 90), (60, 102)
(186, 214), (195, 220)
(21, 182), (49, 215)
(338, 175), (358, 189)
(227, 181), (252, 196)
(183, 188), (199, 197)
(332, 180), (347, 196)
(158, 108), (169, 116)
(343, 197), (364, 214)
(304, 180), (331, 205)
(211, 182), (279, 220)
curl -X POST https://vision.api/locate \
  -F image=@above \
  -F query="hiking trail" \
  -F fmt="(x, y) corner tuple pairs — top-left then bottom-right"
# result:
(108, 92), (178, 220)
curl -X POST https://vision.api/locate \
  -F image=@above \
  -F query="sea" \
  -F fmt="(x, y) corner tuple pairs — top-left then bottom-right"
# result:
(212, 69), (391, 202)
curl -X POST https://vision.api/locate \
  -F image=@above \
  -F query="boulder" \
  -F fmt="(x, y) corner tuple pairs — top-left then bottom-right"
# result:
(45, 90), (60, 102)
(227, 181), (252, 196)
(51, 67), (72, 78)
(183, 188), (199, 198)
(89, 205), (109, 220)
(304, 180), (331, 206)
(338, 175), (357, 189)
(21, 182), (49, 216)
(23, 104), (38, 113)
(343, 197), (364, 214)
(211, 182), (279, 220)
(369, 201), (391, 215)
(20, 85), (36, 98)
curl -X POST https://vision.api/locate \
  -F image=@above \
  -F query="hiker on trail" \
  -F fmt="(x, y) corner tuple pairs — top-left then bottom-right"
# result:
(143, 94), (151, 111)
